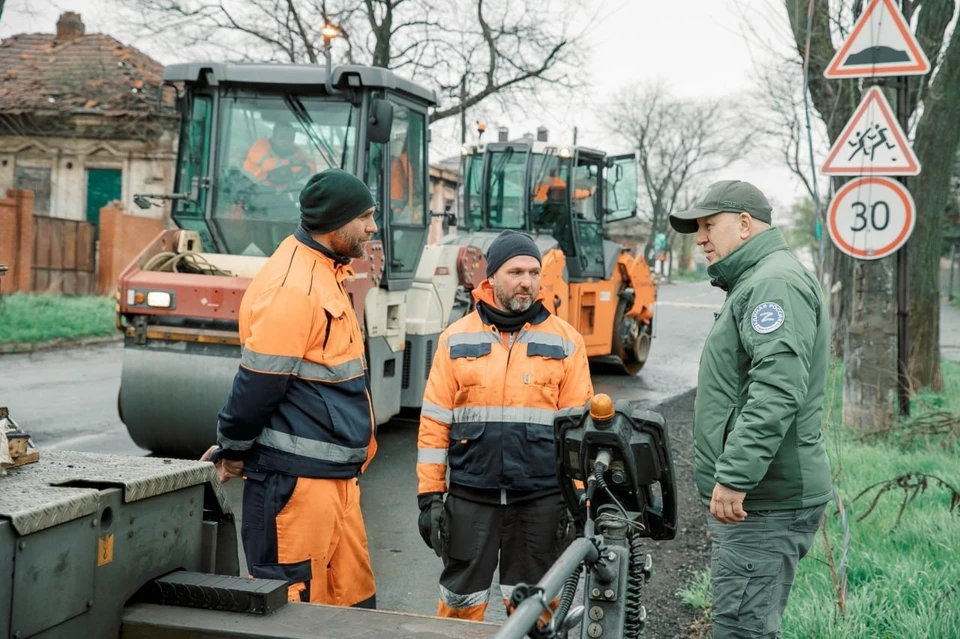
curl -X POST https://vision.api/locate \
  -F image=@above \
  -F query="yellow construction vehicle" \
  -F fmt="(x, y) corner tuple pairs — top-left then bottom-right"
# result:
(447, 136), (656, 374)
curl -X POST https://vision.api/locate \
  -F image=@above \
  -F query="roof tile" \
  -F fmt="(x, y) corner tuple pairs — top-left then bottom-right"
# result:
(0, 30), (166, 116)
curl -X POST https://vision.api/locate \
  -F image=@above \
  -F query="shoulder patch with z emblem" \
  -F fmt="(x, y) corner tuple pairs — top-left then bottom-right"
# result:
(751, 302), (785, 334)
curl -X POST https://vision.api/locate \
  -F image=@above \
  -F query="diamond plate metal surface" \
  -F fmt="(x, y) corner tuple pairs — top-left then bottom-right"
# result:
(0, 450), (230, 535)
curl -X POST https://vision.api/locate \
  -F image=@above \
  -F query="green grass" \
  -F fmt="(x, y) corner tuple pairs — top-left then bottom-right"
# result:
(0, 293), (116, 345)
(677, 567), (712, 611)
(677, 361), (960, 638)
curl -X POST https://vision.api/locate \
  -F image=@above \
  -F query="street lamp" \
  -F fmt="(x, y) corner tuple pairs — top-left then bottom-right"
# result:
(321, 24), (339, 42)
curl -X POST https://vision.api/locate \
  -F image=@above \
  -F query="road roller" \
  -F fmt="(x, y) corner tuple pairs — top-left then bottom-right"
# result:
(446, 137), (656, 374)
(116, 61), (485, 457)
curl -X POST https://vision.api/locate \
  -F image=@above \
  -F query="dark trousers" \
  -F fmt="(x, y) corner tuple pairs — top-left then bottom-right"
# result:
(707, 503), (827, 638)
(436, 492), (568, 621)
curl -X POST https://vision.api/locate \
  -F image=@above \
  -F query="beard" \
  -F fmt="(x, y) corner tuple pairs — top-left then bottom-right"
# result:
(331, 228), (368, 258)
(493, 280), (534, 313)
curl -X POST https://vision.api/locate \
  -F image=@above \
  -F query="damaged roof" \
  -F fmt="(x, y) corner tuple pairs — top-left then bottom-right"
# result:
(0, 13), (166, 117)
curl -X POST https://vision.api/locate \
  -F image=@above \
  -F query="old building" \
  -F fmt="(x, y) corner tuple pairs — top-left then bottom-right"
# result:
(0, 12), (177, 229)
(428, 160), (460, 243)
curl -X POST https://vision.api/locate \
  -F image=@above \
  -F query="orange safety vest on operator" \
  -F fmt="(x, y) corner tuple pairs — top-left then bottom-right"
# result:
(533, 175), (592, 202)
(390, 154), (413, 202)
(416, 281), (594, 495)
(243, 139), (315, 186)
(216, 232), (377, 478)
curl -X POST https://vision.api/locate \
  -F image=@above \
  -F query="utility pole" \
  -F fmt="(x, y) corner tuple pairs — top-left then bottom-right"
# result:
(895, 0), (912, 417)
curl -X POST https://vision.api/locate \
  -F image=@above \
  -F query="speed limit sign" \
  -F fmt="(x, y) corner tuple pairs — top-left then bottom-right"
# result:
(827, 176), (915, 260)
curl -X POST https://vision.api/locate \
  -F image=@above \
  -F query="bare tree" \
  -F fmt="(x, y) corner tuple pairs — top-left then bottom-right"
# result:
(114, 0), (590, 126)
(776, 0), (960, 428)
(603, 81), (754, 262)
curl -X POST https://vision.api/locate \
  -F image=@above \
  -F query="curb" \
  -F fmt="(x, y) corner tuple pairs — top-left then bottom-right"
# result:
(0, 333), (123, 355)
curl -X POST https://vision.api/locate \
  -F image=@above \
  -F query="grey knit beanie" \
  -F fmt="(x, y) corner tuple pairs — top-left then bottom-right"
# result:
(485, 230), (542, 277)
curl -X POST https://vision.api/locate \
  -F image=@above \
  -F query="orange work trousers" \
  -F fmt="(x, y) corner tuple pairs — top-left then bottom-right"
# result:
(241, 472), (376, 607)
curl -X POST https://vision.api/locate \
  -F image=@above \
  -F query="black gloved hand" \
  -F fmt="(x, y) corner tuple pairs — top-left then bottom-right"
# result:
(417, 492), (445, 557)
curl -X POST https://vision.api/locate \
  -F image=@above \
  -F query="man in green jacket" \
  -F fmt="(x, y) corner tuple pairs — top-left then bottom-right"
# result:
(670, 180), (832, 638)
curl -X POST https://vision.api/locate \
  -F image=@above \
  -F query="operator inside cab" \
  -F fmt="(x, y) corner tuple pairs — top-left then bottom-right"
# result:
(243, 122), (315, 190)
(533, 168), (594, 203)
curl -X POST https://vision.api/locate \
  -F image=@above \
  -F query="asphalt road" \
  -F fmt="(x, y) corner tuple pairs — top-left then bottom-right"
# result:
(0, 279), (725, 621)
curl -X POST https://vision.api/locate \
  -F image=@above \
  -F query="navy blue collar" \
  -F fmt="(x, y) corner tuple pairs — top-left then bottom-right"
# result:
(294, 224), (350, 266)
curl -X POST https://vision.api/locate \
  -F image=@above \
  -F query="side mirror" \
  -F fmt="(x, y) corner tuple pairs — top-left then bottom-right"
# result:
(368, 99), (394, 144)
(156, 81), (181, 115)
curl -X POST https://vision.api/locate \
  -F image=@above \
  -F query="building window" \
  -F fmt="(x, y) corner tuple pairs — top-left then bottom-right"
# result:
(15, 165), (52, 216)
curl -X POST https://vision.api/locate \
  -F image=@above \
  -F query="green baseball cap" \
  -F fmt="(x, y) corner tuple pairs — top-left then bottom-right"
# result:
(669, 180), (773, 234)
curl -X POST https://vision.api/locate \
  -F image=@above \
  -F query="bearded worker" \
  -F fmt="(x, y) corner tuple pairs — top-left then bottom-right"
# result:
(415, 229), (594, 621)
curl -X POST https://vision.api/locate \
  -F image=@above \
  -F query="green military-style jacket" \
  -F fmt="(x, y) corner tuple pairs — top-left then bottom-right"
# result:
(694, 228), (833, 510)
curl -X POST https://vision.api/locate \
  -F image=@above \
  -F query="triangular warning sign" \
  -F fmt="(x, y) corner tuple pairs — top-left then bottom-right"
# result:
(821, 87), (920, 176)
(824, 0), (930, 78)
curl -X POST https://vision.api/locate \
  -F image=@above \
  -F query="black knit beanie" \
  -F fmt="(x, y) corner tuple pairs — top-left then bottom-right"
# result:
(299, 169), (376, 234)
(485, 230), (542, 277)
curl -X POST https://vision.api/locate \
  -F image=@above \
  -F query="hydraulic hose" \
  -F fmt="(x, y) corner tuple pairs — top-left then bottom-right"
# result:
(623, 528), (647, 638)
(550, 568), (582, 636)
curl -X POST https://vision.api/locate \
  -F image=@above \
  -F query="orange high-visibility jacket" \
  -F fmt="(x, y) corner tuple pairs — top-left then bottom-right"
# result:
(416, 281), (593, 496)
(533, 175), (592, 202)
(390, 153), (413, 203)
(217, 226), (376, 477)
(243, 138), (315, 186)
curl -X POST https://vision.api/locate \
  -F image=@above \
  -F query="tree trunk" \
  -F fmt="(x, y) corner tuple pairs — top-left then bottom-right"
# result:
(843, 257), (898, 428)
(904, 3), (960, 391)
(827, 240), (854, 359)
(369, 2), (392, 68)
(679, 234), (694, 274)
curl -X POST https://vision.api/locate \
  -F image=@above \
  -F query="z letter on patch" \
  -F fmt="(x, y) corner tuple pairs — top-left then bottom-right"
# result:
(751, 302), (785, 334)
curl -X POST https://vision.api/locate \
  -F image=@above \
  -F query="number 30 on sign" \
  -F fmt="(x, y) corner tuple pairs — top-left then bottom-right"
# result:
(827, 176), (915, 260)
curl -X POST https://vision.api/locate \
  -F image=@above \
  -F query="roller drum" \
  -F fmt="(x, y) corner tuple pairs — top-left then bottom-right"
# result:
(119, 341), (240, 458)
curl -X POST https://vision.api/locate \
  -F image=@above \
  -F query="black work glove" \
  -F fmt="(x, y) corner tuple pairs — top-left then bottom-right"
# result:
(417, 492), (445, 557)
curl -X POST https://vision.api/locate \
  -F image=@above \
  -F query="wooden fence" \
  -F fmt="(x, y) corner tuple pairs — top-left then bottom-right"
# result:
(31, 216), (97, 295)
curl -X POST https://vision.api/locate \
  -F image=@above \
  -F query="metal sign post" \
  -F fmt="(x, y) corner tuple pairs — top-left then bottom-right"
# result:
(894, 2), (913, 417)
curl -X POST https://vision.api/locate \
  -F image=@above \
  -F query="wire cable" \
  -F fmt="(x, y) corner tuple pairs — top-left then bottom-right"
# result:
(801, 0), (851, 614)
(141, 251), (233, 277)
(801, 0), (826, 280)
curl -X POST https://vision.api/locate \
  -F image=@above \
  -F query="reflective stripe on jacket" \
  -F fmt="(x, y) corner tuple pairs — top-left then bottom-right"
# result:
(217, 230), (376, 478)
(417, 281), (594, 495)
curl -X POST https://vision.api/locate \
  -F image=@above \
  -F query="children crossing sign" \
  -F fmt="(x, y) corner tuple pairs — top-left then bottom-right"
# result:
(821, 87), (920, 176)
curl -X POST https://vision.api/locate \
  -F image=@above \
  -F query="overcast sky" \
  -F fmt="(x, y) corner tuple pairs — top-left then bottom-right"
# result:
(1, 0), (814, 216)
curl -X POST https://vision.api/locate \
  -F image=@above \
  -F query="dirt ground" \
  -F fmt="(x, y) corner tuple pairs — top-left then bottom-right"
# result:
(636, 388), (712, 639)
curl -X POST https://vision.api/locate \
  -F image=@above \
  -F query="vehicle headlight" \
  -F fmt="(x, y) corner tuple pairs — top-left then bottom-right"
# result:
(146, 291), (173, 308)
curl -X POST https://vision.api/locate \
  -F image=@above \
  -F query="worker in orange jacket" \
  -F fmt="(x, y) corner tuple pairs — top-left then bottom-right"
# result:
(243, 122), (315, 189)
(416, 229), (594, 621)
(533, 169), (595, 202)
(202, 168), (379, 608)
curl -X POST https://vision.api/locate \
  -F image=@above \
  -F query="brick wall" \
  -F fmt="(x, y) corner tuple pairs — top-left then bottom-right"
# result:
(0, 189), (35, 293)
(97, 205), (163, 294)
